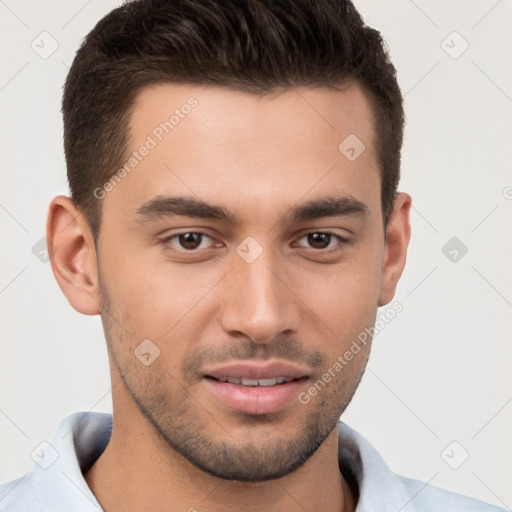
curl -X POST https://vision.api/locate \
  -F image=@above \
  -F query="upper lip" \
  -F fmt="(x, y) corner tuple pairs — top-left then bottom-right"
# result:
(204, 360), (310, 380)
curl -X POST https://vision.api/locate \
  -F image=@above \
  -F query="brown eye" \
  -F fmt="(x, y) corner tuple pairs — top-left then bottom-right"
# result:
(296, 232), (343, 250)
(307, 233), (332, 249)
(178, 232), (204, 250)
(162, 231), (213, 251)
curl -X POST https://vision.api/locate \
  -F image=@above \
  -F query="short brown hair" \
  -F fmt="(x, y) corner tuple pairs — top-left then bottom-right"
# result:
(63, 0), (404, 239)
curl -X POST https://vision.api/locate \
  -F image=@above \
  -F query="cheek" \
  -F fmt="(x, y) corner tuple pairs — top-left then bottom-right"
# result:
(100, 247), (225, 343)
(287, 248), (382, 365)
(299, 252), (382, 320)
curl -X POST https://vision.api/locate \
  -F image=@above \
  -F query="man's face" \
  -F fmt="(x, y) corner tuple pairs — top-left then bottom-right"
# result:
(97, 83), (387, 481)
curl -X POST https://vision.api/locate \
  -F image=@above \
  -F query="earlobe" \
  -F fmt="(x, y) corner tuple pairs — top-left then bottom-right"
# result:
(378, 192), (412, 307)
(46, 195), (101, 315)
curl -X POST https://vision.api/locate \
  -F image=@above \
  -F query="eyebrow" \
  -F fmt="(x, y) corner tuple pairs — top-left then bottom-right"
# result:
(285, 195), (368, 223)
(133, 194), (368, 225)
(134, 196), (236, 223)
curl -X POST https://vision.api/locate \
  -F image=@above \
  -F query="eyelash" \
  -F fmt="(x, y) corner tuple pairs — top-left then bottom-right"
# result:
(160, 230), (349, 253)
(161, 230), (213, 250)
(294, 231), (349, 251)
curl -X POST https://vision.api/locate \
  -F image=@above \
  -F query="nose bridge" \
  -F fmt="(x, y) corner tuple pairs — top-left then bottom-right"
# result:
(220, 245), (298, 343)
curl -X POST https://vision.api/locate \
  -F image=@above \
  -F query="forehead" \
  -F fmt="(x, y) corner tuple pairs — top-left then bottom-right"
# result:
(131, 82), (376, 150)
(101, 83), (381, 228)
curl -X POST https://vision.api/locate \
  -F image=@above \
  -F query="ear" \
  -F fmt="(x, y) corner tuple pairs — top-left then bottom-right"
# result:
(378, 192), (412, 306)
(46, 195), (101, 315)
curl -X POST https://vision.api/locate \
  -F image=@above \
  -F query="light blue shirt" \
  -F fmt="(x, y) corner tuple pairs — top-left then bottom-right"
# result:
(0, 412), (506, 511)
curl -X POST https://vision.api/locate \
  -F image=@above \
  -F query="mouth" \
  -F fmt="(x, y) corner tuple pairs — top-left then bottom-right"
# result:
(202, 361), (310, 415)
(205, 376), (301, 386)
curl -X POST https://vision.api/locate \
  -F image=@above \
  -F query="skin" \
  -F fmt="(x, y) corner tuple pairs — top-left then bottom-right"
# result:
(47, 83), (411, 512)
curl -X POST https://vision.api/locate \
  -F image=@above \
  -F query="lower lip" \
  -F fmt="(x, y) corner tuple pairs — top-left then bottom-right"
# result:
(203, 377), (308, 415)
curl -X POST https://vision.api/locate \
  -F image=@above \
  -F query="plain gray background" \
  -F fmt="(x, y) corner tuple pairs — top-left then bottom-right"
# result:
(1, 0), (511, 508)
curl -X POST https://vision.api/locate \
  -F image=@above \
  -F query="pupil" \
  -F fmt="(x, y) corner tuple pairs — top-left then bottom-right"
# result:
(179, 233), (202, 249)
(308, 233), (330, 249)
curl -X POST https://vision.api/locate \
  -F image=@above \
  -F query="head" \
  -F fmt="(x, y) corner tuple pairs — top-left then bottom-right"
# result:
(48, 0), (411, 482)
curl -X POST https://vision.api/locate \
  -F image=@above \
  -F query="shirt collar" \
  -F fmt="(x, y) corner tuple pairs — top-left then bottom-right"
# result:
(336, 422), (416, 511)
(28, 412), (416, 512)
(29, 412), (110, 511)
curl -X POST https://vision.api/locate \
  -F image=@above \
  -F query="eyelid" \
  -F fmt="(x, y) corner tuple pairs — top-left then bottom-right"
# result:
(293, 227), (351, 242)
(160, 230), (221, 250)
(159, 228), (350, 254)
(293, 230), (349, 249)
(160, 229), (212, 241)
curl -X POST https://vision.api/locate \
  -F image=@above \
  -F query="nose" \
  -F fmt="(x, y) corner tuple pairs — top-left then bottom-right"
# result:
(220, 248), (300, 344)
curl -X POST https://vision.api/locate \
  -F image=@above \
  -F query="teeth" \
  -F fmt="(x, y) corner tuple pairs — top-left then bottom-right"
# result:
(241, 378), (259, 386)
(257, 378), (277, 386)
(217, 377), (294, 386)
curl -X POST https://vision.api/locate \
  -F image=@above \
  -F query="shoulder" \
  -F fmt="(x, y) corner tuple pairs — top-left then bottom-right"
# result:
(395, 474), (506, 511)
(0, 475), (41, 511)
(0, 412), (111, 512)
(336, 422), (507, 512)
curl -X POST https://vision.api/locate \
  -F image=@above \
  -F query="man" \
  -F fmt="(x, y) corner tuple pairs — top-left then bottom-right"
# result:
(0, 0), (506, 510)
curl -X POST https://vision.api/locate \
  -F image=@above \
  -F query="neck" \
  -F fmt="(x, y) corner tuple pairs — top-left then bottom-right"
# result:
(84, 407), (356, 512)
